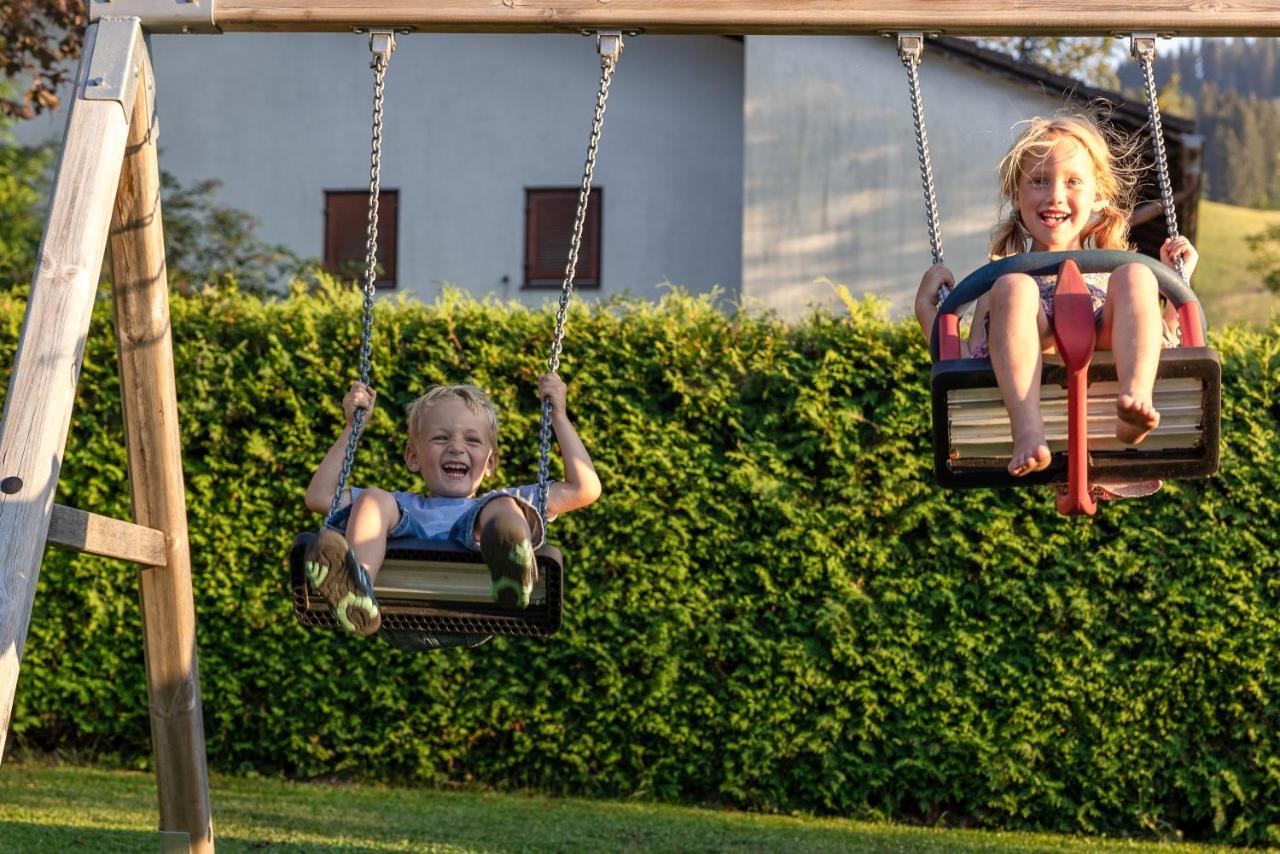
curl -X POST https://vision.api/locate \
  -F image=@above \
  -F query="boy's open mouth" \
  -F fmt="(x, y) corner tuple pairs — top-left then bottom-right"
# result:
(442, 461), (470, 479)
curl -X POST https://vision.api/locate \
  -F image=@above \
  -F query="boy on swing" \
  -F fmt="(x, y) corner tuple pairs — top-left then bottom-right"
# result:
(303, 374), (602, 637)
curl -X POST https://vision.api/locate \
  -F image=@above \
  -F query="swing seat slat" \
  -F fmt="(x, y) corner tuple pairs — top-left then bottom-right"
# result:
(931, 347), (1221, 489)
(288, 533), (564, 638)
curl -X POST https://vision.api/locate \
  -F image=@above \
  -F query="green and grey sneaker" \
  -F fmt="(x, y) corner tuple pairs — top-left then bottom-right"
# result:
(303, 529), (381, 636)
(480, 516), (536, 610)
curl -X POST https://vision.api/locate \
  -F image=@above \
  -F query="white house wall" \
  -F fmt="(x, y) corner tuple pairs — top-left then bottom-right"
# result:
(20, 33), (744, 306)
(14, 32), (1111, 320)
(743, 35), (1077, 320)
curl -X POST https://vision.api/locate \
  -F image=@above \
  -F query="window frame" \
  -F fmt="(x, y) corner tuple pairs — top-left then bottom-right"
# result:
(523, 187), (603, 289)
(323, 188), (399, 288)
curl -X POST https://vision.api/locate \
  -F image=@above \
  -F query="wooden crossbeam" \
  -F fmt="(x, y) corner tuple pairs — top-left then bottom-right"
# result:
(203, 0), (1280, 35)
(46, 504), (167, 566)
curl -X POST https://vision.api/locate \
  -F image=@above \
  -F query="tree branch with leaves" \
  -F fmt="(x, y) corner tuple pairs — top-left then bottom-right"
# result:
(1, 1), (85, 119)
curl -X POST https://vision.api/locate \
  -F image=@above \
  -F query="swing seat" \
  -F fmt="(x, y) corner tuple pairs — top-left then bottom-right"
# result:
(288, 532), (564, 638)
(932, 348), (1221, 489)
(929, 250), (1222, 491)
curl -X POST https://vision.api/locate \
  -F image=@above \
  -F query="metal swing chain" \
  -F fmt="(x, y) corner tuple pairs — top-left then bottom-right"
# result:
(898, 33), (946, 293)
(1132, 35), (1187, 284)
(330, 31), (395, 521)
(536, 32), (622, 528)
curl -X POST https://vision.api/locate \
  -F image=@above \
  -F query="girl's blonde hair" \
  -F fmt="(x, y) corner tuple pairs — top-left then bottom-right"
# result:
(988, 112), (1142, 259)
(405, 384), (500, 450)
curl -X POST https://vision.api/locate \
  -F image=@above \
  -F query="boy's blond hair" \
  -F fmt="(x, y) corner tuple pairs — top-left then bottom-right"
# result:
(989, 112), (1142, 259)
(405, 384), (500, 450)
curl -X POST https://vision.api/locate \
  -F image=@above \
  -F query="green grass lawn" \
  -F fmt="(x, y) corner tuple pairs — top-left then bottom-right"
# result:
(1192, 199), (1280, 328)
(0, 762), (1240, 853)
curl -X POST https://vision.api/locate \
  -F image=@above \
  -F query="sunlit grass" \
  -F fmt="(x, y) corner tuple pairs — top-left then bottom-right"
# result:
(0, 762), (1242, 853)
(1194, 199), (1280, 329)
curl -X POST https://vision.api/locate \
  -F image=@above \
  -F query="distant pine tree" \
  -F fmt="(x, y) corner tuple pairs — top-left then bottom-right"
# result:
(1120, 40), (1280, 210)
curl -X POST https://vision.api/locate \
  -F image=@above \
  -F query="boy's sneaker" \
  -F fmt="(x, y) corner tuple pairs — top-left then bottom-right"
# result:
(303, 529), (382, 636)
(480, 516), (536, 609)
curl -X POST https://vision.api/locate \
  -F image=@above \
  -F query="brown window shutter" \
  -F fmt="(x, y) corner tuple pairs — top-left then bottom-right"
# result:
(324, 189), (398, 287)
(525, 188), (601, 288)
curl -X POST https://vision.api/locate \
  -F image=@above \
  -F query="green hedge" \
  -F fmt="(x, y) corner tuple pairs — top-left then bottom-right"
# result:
(4, 281), (1278, 844)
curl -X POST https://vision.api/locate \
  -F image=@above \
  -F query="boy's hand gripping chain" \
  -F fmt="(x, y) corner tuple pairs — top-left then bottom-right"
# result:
(330, 30), (395, 521)
(535, 32), (622, 532)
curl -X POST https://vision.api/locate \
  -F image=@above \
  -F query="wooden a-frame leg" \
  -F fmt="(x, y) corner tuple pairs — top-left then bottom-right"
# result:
(109, 36), (214, 854)
(0, 20), (138, 765)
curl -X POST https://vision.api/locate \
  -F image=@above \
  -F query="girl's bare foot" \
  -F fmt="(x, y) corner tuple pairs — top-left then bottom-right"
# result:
(1008, 430), (1052, 476)
(1116, 393), (1160, 445)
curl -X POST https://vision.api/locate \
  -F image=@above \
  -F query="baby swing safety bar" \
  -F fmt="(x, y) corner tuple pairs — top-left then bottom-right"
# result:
(901, 33), (1221, 508)
(292, 30), (623, 640)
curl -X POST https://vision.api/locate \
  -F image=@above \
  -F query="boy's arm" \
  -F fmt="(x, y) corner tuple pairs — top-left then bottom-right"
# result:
(538, 373), (602, 517)
(304, 383), (375, 516)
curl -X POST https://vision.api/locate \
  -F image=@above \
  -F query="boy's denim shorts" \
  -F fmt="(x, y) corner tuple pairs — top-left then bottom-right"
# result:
(328, 485), (547, 550)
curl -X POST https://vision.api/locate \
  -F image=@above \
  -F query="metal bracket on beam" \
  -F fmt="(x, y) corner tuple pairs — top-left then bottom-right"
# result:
(895, 31), (925, 63)
(1129, 32), (1159, 62)
(83, 17), (148, 122)
(89, 0), (219, 34)
(596, 30), (624, 60)
(367, 29), (397, 63)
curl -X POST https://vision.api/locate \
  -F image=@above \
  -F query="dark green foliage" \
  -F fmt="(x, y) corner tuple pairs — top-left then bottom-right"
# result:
(3, 283), (1278, 844)
(971, 37), (1121, 89)
(1117, 40), (1280, 211)
(0, 119), (54, 286)
(158, 172), (310, 295)
(1245, 225), (1280, 295)
(0, 125), (308, 291)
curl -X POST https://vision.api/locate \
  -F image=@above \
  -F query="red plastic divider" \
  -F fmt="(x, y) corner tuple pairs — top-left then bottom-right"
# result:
(1050, 260), (1098, 516)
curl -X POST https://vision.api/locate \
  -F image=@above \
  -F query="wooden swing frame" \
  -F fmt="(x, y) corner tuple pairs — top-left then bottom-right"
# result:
(0, 3), (1273, 851)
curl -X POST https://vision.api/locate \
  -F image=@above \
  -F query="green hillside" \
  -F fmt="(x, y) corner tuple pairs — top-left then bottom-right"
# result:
(1193, 199), (1280, 329)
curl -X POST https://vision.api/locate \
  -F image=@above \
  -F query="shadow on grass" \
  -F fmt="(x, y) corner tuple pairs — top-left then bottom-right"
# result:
(0, 821), (153, 854)
(0, 820), (400, 854)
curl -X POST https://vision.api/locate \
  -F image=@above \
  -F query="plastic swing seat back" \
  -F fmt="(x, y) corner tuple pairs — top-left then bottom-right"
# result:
(289, 532), (565, 638)
(929, 251), (1222, 493)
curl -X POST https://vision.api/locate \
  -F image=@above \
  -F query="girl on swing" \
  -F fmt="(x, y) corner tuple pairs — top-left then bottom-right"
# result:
(914, 111), (1198, 477)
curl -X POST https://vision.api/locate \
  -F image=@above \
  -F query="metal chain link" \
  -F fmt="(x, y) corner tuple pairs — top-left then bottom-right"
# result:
(899, 34), (946, 279)
(1133, 37), (1187, 283)
(330, 34), (393, 520)
(536, 34), (621, 528)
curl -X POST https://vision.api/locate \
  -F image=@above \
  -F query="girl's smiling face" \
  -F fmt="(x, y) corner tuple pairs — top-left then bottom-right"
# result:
(404, 398), (496, 498)
(1015, 134), (1108, 252)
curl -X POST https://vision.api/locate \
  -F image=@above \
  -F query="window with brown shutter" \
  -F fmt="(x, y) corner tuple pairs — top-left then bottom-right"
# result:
(525, 188), (601, 288)
(324, 189), (398, 288)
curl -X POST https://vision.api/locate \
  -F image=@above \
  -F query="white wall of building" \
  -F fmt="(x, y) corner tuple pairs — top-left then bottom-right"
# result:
(18, 33), (744, 306)
(14, 32), (1100, 321)
(743, 36), (1071, 319)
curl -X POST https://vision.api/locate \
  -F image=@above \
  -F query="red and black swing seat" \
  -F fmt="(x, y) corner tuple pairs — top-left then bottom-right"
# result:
(932, 349), (1221, 489)
(929, 250), (1221, 494)
(288, 532), (564, 638)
